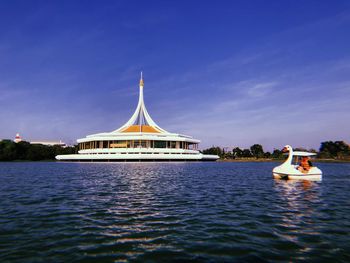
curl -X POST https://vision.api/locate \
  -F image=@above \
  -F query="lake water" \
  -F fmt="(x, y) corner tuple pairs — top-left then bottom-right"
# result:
(0, 162), (350, 262)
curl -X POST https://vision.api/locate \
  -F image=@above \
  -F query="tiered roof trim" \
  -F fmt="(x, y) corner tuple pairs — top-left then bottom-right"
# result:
(114, 72), (168, 134)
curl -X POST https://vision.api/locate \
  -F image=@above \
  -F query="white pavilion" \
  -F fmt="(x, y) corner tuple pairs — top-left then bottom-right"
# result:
(56, 73), (219, 162)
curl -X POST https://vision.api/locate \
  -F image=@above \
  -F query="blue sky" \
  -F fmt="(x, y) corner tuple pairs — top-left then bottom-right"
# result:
(0, 0), (349, 151)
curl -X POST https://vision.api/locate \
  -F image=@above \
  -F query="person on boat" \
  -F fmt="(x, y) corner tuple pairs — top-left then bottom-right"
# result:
(297, 156), (313, 173)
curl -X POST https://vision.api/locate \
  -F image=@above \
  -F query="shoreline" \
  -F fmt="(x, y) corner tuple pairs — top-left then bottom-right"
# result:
(0, 159), (349, 163)
(218, 158), (350, 163)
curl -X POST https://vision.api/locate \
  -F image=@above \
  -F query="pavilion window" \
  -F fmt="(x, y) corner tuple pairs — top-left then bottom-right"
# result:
(133, 140), (146, 148)
(188, 143), (196, 150)
(154, 141), (166, 148)
(103, 141), (108, 148)
(109, 140), (128, 148)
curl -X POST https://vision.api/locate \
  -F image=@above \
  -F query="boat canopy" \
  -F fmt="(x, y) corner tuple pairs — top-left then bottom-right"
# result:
(292, 151), (316, 156)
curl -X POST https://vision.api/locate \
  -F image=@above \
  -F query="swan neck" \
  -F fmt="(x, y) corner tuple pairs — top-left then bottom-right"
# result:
(286, 149), (293, 164)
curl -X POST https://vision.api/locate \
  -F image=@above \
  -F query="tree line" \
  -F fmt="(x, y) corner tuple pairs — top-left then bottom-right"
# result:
(0, 140), (77, 161)
(0, 139), (349, 161)
(202, 141), (350, 160)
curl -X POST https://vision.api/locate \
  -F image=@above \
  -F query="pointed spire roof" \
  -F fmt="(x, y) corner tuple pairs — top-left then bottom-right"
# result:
(139, 71), (144, 87)
(113, 73), (168, 134)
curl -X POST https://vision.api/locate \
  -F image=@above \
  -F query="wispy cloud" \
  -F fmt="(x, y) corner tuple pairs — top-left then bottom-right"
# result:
(246, 82), (278, 98)
(0, 3), (349, 150)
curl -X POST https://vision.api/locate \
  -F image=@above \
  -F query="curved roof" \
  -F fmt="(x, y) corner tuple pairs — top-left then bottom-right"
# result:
(75, 73), (200, 144)
(112, 72), (168, 134)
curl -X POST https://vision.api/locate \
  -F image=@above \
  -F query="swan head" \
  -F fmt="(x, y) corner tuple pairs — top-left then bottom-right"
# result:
(282, 145), (293, 153)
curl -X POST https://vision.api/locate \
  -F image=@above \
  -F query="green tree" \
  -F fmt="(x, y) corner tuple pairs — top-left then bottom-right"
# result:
(16, 141), (31, 160)
(232, 147), (243, 158)
(0, 140), (77, 161)
(0, 140), (17, 161)
(202, 147), (222, 157)
(250, 144), (264, 159)
(264, 151), (271, 158)
(272, 149), (283, 159)
(242, 149), (252, 158)
(319, 141), (350, 159)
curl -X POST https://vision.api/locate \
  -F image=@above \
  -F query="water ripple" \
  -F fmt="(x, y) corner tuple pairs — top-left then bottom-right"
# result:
(0, 162), (350, 262)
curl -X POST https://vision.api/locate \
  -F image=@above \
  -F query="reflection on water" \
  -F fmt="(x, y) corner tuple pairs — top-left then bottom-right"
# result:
(274, 179), (321, 206)
(0, 162), (350, 262)
(273, 180), (322, 257)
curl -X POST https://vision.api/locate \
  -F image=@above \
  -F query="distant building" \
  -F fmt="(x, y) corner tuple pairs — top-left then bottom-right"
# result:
(56, 73), (219, 161)
(13, 133), (66, 147)
(30, 140), (67, 147)
(14, 133), (22, 143)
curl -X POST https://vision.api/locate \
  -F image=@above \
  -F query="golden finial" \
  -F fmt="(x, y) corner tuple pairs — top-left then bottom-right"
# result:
(139, 71), (144, 87)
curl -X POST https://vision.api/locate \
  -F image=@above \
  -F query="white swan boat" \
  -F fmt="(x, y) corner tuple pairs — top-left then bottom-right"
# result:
(273, 145), (322, 181)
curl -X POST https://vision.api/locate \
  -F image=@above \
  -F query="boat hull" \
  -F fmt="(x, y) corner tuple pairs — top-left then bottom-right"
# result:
(273, 172), (322, 181)
(56, 153), (219, 162)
